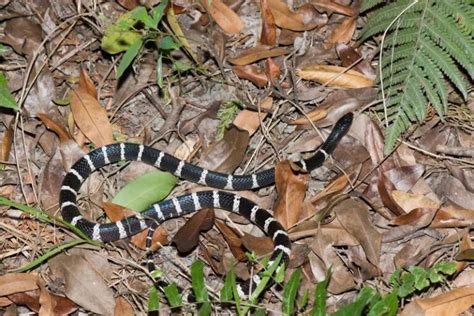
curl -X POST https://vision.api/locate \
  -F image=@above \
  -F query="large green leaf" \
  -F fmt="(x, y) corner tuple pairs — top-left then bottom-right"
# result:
(112, 170), (177, 211)
(116, 38), (143, 79)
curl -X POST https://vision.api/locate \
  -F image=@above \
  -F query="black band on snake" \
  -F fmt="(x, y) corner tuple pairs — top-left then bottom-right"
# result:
(59, 112), (353, 293)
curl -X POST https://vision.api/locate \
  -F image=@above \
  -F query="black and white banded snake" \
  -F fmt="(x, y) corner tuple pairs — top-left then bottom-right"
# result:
(59, 112), (353, 293)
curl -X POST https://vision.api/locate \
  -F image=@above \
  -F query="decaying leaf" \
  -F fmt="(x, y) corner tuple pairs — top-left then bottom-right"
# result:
(114, 296), (134, 316)
(296, 65), (373, 88)
(240, 233), (274, 256)
(0, 273), (38, 296)
(336, 43), (376, 80)
(215, 220), (247, 261)
(274, 161), (309, 228)
(70, 69), (114, 147)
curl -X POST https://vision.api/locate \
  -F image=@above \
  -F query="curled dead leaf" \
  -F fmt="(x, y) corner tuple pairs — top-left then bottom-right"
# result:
(324, 17), (356, 49)
(268, 0), (327, 31)
(296, 65), (373, 88)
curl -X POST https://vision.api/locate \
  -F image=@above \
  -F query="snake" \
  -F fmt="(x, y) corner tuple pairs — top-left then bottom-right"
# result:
(59, 112), (353, 293)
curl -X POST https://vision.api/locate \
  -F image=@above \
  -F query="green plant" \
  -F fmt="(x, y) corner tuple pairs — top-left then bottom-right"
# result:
(101, 2), (192, 82)
(216, 100), (242, 140)
(0, 72), (19, 111)
(359, 0), (473, 153)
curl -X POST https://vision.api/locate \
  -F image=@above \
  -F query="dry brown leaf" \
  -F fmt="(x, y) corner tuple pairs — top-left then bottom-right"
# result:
(40, 148), (65, 214)
(260, 0), (276, 46)
(391, 191), (440, 213)
(199, 125), (249, 172)
(48, 249), (115, 315)
(428, 205), (474, 228)
(173, 209), (215, 254)
(233, 97), (272, 135)
(203, 0), (243, 34)
(264, 58), (281, 84)
(0, 273), (38, 296)
(215, 221), (247, 261)
(335, 198), (381, 268)
(378, 171), (405, 216)
(324, 17), (356, 49)
(1, 121), (13, 162)
(37, 113), (71, 143)
(70, 69), (113, 147)
(391, 208), (437, 227)
(401, 285), (474, 316)
(336, 43), (376, 80)
(268, 0), (326, 31)
(310, 173), (349, 204)
(102, 201), (168, 251)
(274, 161), (309, 228)
(8, 290), (40, 313)
(233, 65), (269, 87)
(240, 233), (274, 256)
(114, 296), (134, 316)
(0, 297), (12, 307)
(455, 231), (473, 271)
(311, 0), (356, 16)
(38, 282), (78, 316)
(296, 65), (373, 88)
(289, 220), (360, 246)
(290, 108), (327, 125)
(310, 230), (356, 293)
(228, 46), (289, 65)
(385, 165), (425, 192)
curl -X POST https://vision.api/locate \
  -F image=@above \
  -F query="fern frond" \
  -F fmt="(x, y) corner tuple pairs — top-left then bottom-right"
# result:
(359, 0), (416, 41)
(425, 7), (474, 78)
(420, 36), (467, 99)
(413, 66), (444, 118)
(437, 0), (474, 34)
(359, 0), (472, 153)
(361, 0), (388, 12)
(416, 53), (448, 112)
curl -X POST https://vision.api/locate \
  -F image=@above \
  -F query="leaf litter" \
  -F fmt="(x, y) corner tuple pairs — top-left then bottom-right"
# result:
(0, 0), (472, 315)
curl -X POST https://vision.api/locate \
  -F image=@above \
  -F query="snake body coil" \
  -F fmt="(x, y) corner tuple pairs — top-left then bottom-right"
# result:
(60, 113), (353, 291)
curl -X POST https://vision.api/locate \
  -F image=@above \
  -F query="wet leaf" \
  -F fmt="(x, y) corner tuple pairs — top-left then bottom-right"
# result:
(203, 0), (243, 34)
(112, 170), (177, 212)
(296, 65), (373, 88)
(173, 209), (214, 254)
(274, 161), (309, 228)
(70, 69), (114, 147)
(228, 46), (289, 66)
